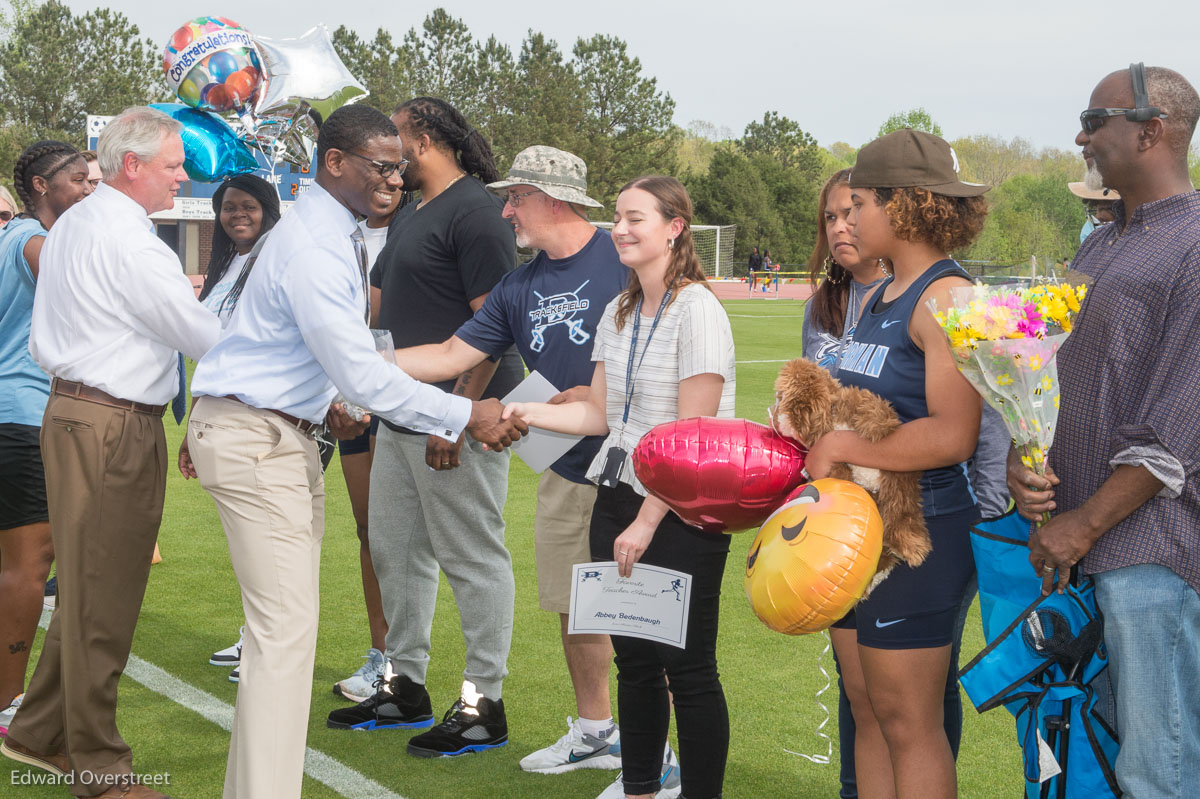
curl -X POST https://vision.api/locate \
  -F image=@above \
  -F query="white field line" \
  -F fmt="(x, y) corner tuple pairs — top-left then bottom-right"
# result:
(38, 608), (404, 799)
(736, 359), (791, 364)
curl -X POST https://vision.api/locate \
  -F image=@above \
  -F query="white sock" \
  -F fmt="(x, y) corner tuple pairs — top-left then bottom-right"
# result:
(578, 716), (615, 738)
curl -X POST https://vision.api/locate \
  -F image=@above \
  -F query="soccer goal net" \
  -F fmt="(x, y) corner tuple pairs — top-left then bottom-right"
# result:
(593, 223), (737, 279)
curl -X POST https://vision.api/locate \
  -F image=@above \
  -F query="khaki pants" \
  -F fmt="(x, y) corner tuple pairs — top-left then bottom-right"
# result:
(188, 396), (324, 799)
(10, 394), (166, 797)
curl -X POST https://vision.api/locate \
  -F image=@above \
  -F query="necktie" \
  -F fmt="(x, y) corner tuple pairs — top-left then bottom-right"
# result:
(351, 227), (371, 324)
(171, 353), (187, 424)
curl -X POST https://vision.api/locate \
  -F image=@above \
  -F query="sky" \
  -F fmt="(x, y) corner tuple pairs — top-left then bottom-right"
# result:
(65, 0), (1200, 156)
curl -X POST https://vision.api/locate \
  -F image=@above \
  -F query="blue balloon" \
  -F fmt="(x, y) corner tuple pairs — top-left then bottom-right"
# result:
(207, 50), (239, 83)
(150, 103), (258, 182)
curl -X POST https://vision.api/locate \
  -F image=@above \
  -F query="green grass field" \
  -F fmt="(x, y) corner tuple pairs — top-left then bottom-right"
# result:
(14, 298), (1021, 798)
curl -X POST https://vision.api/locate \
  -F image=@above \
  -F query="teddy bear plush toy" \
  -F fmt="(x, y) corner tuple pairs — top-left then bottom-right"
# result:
(772, 357), (931, 589)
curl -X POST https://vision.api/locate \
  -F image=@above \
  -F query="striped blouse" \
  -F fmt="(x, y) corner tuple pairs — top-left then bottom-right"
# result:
(587, 282), (736, 495)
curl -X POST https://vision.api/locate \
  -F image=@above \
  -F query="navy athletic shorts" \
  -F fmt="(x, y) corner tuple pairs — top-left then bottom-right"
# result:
(850, 505), (978, 649)
(0, 423), (49, 529)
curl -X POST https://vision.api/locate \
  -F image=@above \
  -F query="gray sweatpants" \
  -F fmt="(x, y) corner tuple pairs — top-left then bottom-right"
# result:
(369, 425), (514, 699)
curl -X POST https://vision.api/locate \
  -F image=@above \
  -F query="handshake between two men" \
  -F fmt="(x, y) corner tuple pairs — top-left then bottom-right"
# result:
(327, 397), (529, 452)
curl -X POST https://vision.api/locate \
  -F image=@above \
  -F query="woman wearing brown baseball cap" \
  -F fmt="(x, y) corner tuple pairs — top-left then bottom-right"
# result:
(804, 129), (988, 799)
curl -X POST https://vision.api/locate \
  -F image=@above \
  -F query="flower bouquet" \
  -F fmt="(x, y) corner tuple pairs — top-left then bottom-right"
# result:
(931, 282), (1087, 520)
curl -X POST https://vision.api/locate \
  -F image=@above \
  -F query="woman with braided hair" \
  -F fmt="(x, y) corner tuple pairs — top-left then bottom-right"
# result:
(0, 140), (92, 736)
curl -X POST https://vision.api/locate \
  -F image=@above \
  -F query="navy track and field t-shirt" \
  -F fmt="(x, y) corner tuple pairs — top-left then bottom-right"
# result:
(456, 228), (630, 484)
(836, 259), (976, 517)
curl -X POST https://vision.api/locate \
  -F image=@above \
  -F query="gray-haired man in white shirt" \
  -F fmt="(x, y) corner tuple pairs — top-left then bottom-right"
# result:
(2, 107), (220, 799)
(182, 104), (525, 799)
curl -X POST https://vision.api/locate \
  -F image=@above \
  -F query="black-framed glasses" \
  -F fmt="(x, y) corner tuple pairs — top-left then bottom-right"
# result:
(0, 210), (12, 222)
(344, 150), (407, 178)
(505, 189), (541, 208)
(1079, 106), (1168, 133)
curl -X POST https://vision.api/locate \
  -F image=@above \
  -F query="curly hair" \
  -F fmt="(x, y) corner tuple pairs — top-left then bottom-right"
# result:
(875, 187), (988, 253)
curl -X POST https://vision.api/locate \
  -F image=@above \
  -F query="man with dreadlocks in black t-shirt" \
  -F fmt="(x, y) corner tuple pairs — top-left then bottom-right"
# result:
(326, 97), (523, 756)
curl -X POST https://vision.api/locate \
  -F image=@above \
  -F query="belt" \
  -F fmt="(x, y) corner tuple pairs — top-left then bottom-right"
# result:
(51, 379), (166, 416)
(219, 395), (320, 436)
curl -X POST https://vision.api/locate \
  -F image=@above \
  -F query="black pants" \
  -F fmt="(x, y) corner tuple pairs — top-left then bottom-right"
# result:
(591, 483), (730, 799)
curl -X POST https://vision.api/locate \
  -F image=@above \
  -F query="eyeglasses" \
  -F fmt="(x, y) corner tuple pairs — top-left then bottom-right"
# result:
(505, 189), (542, 208)
(0, 211), (12, 222)
(344, 150), (408, 178)
(1079, 106), (1168, 133)
(88, 179), (101, 189)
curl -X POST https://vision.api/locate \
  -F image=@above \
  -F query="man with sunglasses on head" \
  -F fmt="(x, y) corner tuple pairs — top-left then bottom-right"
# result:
(326, 97), (525, 758)
(1008, 64), (1200, 799)
(182, 104), (524, 799)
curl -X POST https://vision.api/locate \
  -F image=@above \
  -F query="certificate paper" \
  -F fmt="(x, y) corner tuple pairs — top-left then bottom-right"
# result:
(568, 562), (692, 648)
(500, 370), (584, 473)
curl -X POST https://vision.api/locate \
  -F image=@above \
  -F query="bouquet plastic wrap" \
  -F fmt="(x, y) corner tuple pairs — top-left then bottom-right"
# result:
(932, 282), (1087, 518)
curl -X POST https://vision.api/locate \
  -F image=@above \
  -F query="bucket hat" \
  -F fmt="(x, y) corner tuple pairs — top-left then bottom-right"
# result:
(487, 145), (603, 208)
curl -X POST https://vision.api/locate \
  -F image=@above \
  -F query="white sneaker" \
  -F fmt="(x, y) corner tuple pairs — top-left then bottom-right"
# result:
(210, 627), (243, 667)
(519, 716), (621, 774)
(333, 648), (386, 703)
(0, 693), (23, 738)
(596, 744), (680, 798)
(229, 666), (239, 683)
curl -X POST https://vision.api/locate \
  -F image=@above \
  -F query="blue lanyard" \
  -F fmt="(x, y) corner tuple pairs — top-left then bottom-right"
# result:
(622, 290), (672, 424)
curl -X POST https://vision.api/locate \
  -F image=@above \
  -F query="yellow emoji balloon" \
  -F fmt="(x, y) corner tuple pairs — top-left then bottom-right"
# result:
(745, 479), (883, 635)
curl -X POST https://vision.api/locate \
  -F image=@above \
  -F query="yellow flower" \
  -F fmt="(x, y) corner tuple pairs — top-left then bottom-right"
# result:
(996, 373), (1014, 386)
(1029, 354), (1043, 370)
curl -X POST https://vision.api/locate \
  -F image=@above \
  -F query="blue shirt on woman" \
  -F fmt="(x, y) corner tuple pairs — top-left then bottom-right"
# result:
(836, 259), (976, 516)
(0, 217), (50, 425)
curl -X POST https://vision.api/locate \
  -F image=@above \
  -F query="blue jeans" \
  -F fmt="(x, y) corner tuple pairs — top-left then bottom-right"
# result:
(1094, 564), (1200, 799)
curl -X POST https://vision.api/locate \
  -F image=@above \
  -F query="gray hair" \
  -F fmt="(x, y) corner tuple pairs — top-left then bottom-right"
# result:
(97, 107), (183, 179)
(1146, 67), (1200, 158)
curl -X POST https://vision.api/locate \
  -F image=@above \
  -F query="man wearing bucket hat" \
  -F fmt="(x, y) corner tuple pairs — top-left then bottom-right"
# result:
(388, 145), (635, 775)
(1067, 178), (1120, 243)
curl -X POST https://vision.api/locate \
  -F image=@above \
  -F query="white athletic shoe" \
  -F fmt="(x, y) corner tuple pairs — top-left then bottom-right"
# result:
(229, 666), (239, 683)
(210, 627), (244, 667)
(0, 693), (23, 738)
(519, 716), (622, 774)
(333, 648), (386, 703)
(595, 744), (680, 798)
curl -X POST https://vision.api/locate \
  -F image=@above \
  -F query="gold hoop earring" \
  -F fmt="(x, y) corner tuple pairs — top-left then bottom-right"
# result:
(823, 255), (848, 284)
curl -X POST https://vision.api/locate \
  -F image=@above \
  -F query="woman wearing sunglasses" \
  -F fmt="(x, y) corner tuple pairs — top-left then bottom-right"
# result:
(0, 141), (93, 736)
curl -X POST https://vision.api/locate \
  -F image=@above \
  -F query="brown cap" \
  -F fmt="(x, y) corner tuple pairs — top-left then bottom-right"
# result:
(850, 129), (989, 197)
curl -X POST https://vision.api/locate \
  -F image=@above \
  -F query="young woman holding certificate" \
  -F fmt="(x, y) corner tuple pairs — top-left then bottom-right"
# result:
(503, 176), (736, 799)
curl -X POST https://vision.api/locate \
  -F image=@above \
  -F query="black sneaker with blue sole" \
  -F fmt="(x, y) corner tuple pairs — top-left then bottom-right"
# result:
(406, 696), (508, 757)
(327, 675), (435, 731)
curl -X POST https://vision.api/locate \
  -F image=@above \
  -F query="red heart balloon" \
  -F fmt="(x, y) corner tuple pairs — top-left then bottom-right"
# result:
(632, 417), (807, 533)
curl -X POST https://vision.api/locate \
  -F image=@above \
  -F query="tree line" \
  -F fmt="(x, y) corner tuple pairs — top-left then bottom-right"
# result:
(4, 1), (1199, 272)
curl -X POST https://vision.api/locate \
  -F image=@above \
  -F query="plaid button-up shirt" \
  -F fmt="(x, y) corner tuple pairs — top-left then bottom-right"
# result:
(1049, 191), (1200, 595)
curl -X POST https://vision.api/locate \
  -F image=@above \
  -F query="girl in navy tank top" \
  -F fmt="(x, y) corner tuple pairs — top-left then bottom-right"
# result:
(804, 130), (989, 799)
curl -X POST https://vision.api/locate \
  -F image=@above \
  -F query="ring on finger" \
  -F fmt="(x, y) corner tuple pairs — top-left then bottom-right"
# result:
(1042, 564), (1055, 574)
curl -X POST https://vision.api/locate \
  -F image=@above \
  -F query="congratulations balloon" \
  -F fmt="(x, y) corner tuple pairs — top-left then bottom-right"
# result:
(253, 26), (367, 123)
(632, 417), (806, 533)
(163, 17), (262, 113)
(150, 103), (259, 182)
(744, 480), (883, 635)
